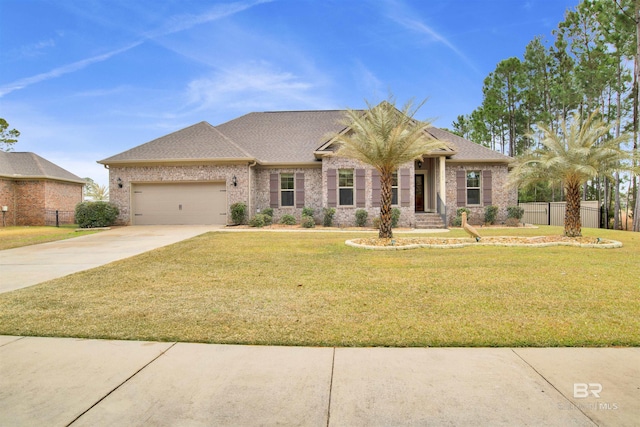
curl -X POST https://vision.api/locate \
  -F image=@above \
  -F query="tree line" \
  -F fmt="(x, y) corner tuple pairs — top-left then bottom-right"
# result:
(451, 0), (639, 231)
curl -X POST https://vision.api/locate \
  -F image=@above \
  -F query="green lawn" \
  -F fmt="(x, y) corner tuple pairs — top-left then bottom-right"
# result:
(0, 226), (638, 347)
(0, 226), (101, 250)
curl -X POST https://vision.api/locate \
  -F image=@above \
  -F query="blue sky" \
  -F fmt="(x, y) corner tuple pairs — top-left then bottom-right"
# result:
(1, 0), (578, 186)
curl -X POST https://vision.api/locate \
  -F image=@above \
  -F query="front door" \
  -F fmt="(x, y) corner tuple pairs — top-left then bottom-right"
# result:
(415, 174), (424, 211)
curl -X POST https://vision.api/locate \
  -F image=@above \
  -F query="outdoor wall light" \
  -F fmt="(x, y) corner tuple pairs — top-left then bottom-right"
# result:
(117, 177), (123, 188)
(417, 160), (423, 169)
(232, 175), (237, 187)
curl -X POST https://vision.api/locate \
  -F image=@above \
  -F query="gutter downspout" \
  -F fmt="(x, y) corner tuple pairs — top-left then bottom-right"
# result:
(248, 161), (257, 217)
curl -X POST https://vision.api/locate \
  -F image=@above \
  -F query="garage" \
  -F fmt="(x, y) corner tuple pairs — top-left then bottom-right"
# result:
(131, 182), (227, 225)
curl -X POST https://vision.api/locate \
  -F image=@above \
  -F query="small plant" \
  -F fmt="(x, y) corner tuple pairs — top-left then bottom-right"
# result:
(484, 205), (499, 225)
(279, 214), (296, 225)
(452, 207), (471, 227)
(75, 201), (119, 228)
(230, 202), (247, 225)
(355, 209), (368, 227)
(391, 207), (401, 228)
(249, 214), (266, 228)
(372, 216), (381, 229)
(507, 206), (525, 220)
(323, 207), (336, 227)
(302, 206), (315, 218)
(261, 207), (274, 218)
(301, 215), (315, 228)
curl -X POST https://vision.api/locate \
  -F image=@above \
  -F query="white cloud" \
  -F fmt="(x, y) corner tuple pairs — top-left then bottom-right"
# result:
(0, 42), (143, 98)
(185, 61), (324, 112)
(382, 0), (478, 73)
(0, 0), (273, 98)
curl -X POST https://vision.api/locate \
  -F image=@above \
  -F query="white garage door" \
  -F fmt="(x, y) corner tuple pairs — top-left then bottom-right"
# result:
(132, 182), (227, 225)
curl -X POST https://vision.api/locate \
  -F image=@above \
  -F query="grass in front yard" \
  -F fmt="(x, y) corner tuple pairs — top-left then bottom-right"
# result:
(0, 226), (101, 250)
(0, 226), (638, 347)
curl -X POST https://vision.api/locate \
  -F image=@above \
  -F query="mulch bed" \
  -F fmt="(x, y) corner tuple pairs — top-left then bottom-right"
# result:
(347, 236), (622, 250)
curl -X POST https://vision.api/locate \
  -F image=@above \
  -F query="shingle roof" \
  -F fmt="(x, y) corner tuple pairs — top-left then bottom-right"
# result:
(99, 110), (513, 165)
(216, 110), (347, 163)
(426, 127), (513, 163)
(98, 121), (254, 164)
(0, 151), (85, 184)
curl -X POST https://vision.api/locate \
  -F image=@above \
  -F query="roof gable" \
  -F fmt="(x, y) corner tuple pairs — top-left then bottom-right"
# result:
(0, 151), (84, 184)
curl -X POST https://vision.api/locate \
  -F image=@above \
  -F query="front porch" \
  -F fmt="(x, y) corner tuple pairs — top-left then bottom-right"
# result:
(414, 157), (447, 228)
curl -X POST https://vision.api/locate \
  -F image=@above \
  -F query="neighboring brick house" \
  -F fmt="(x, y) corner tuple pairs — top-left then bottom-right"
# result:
(0, 151), (85, 227)
(99, 107), (516, 227)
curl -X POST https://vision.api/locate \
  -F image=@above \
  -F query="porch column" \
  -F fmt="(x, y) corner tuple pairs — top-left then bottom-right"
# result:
(439, 156), (446, 204)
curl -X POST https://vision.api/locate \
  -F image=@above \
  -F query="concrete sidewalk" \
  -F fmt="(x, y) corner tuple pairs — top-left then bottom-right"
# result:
(0, 336), (637, 426)
(0, 225), (221, 293)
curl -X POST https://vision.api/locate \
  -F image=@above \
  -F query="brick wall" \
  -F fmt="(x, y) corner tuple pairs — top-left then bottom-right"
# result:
(44, 181), (83, 212)
(445, 163), (517, 225)
(254, 167), (323, 223)
(322, 157), (415, 227)
(0, 179), (82, 226)
(108, 164), (250, 225)
(0, 179), (16, 226)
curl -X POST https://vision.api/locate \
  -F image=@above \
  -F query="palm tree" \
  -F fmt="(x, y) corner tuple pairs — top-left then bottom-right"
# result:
(330, 98), (446, 238)
(509, 110), (630, 237)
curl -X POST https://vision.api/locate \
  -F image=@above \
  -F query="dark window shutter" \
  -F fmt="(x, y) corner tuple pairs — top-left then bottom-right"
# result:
(400, 168), (410, 207)
(482, 170), (492, 206)
(456, 170), (466, 207)
(372, 169), (381, 208)
(270, 173), (279, 208)
(327, 168), (337, 207)
(295, 173), (305, 208)
(355, 169), (365, 207)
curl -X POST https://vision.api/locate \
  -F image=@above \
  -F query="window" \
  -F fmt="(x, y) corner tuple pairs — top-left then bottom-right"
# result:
(280, 173), (294, 206)
(392, 172), (398, 205)
(466, 171), (481, 205)
(338, 169), (354, 206)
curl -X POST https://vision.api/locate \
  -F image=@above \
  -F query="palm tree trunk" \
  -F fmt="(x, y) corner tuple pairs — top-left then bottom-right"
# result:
(379, 170), (394, 238)
(565, 180), (582, 237)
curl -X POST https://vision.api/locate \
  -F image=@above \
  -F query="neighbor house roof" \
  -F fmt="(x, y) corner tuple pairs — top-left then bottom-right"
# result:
(99, 109), (512, 166)
(0, 151), (85, 184)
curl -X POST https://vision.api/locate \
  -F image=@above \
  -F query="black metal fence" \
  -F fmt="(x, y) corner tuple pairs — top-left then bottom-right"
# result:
(45, 210), (76, 227)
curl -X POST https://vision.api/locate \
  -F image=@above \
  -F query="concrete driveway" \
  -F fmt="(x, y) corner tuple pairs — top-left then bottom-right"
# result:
(0, 225), (222, 293)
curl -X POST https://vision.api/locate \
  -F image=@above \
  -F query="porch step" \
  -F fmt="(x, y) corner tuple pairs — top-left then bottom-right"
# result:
(414, 213), (447, 229)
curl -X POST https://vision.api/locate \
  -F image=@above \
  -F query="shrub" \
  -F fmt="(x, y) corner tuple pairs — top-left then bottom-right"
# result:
(372, 216), (381, 229)
(355, 209), (368, 227)
(301, 215), (315, 228)
(323, 207), (336, 227)
(230, 202), (247, 225)
(261, 207), (274, 218)
(507, 206), (525, 220)
(75, 201), (119, 228)
(484, 205), (499, 225)
(452, 207), (471, 227)
(302, 206), (315, 218)
(262, 213), (273, 226)
(249, 214), (266, 228)
(279, 214), (296, 225)
(391, 207), (401, 228)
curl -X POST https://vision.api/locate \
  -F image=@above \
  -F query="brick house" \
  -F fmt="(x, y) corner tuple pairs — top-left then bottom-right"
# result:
(99, 107), (516, 227)
(0, 152), (85, 227)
